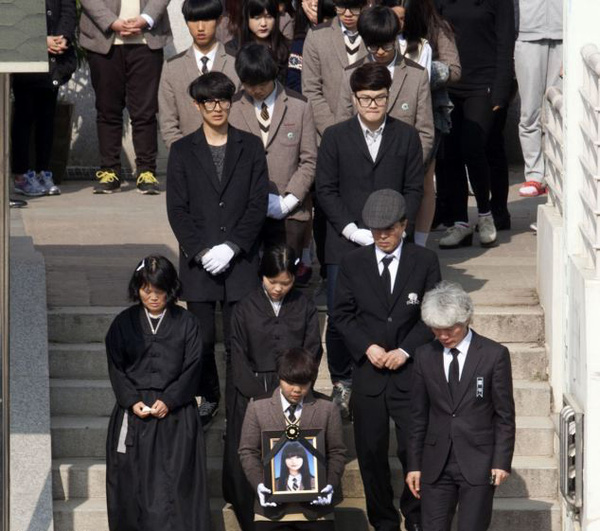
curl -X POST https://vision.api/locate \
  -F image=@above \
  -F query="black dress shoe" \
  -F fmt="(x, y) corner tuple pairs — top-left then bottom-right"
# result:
(405, 523), (422, 531)
(9, 198), (27, 208)
(492, 211), (511, 231)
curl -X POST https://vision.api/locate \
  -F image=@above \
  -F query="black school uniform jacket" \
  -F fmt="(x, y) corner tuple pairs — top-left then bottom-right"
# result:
(407, 331), (516, 486)
(333, 243), (441, 396)
(316, 116), (424, 265)
(167, 125), (269, 302)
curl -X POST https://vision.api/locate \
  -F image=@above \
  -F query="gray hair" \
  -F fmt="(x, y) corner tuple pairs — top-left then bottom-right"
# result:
(421, 281), (474, 329)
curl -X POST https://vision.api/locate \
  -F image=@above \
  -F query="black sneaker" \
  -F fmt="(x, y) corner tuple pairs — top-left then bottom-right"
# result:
(198, 399), (218, 429)
(93, 170), (121, 194)
(136, 171), (160, 195)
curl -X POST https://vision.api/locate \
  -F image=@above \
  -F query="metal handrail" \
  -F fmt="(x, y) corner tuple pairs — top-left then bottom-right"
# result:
(543, 86), (564, 216)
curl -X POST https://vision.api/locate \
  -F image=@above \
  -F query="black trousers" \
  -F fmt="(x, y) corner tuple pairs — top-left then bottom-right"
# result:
(352, 386), (420, 531)
(256, 521), (334, 531)
(11, 75), (58, 174)
(325, 265), (352, 384)
(487, 106), (510, 219)
(312, 191), (327, 281)
(87, 45), (163, 173)
(187, 300), (236, 405)
(421, 450), (495, 531)
(443, 92), (495, 224)
(262, 218), (309, 258)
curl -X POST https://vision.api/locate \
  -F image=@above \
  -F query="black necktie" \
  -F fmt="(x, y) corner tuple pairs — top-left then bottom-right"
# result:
(381, 255), (394, 295)
(448, 348), (460, 401)
(288, 404), (297, 423)
(200, 56), (209, 75)
(292, 478), (299, 491)
(345, 30), (358, 44)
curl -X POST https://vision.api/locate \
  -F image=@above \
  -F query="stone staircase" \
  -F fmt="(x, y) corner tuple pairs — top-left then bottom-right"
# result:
(48, 301), (560, 531)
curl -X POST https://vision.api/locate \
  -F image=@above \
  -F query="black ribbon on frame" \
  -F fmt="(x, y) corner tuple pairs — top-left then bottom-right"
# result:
(262, 428), (326, 468)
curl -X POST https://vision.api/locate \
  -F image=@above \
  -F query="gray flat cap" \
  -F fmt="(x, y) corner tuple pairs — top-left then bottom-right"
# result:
(362, 189), (406, 229)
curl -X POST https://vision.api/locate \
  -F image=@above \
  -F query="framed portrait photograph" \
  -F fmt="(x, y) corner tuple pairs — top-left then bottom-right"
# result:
(262, 429), (326, 503)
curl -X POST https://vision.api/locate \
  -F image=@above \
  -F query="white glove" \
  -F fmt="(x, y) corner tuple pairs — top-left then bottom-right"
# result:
(310, 484), (334, 506)
(350, 229), (374, 246)
(202, 244), (234, 275)
(257, 483), (278, 507)
(281, 194), (300, 215)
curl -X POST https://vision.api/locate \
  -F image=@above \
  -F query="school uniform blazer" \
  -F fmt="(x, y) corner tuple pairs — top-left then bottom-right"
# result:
(230, 287), (322, 398)
(435, 29), (462, 85)
(302, 18), (367, 137)
(239, 387), (347, 518)
(166, 125), (269, 302)
(79, 0), (171, 55)
(333, 243), (441, 396)
(229, 82), (317, 222)
(407, 331), (516, 486)
(158, 43), (241, 148)
(336, 55), (434, 163)
(316, 115), (424, 265)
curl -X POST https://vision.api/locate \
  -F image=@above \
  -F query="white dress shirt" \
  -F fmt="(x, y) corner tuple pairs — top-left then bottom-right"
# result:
(280, 391), (303, 421)
(443, 328), (473, 381)
(375, 241), (403, 293)
(193, 42), (218, 74)
(358, 115), (386, 161)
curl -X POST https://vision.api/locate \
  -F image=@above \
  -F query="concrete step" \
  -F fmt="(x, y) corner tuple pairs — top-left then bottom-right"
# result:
(49, 304), (544, 346)
(51, 417), (108, 459)
(52, 454), (557, 504)
(50, 380), (115, 416)
(53, 494), (560, 531)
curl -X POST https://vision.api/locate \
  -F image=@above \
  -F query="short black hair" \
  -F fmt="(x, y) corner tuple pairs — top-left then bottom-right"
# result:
(128, 255), (182, 305)
(334, 0), (368, 9)
(259, 244), (298, 278)
(235, 43), (278, 85)
(350, 62), (392, 92)
(277, 348), (319, 384)
(188, 71), (236, 102)
(181, 0), (223, 21)
(358, 6), (400, 47)
(319, 0), (337, 21)
(380, 0), (403, 7)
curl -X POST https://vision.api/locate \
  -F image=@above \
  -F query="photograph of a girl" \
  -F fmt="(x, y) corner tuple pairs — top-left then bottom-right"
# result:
(275, 441), (316, 492)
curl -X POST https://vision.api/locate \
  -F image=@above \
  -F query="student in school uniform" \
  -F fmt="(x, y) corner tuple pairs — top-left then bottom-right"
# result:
(229, 44), (317, 257)
(166, 72), (269, 427)
(158, 0), (240, 149)
(336, 5), (434, 163)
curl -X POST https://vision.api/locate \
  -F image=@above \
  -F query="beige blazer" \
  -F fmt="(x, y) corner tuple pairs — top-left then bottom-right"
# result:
(239, 387), (347, 515)
(79, 0), (171, 55)
(336, 55), (434, 162)
(158, 42), (240, 148)
(435, 29), (462, 85)
(229, 83), (317, 222)
(301, 18), (367, 137)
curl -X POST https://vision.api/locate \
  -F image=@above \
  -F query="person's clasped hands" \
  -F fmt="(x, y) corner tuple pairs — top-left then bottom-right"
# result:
(310, 484), (334, 506)
(267, 193), (300, 220)
(202, 243), (235, 275)
(111, 16), (149, 37)
(132, 400), (169, 419)
(47, 36), (69, 55)
(366, 344), (409, 370)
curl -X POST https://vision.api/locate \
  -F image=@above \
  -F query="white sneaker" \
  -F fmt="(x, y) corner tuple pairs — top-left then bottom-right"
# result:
(38, 171), (61, 195)
(439, 224), (473, 249)
(478, 215), (497, 247)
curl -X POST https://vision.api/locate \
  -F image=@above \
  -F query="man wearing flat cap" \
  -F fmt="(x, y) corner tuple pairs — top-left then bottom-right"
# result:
(333, 189), (441, 531)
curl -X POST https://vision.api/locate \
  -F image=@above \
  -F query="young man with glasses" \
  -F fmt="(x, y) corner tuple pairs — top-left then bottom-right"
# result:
(159, 0), (240, 149)
(336, 5), (434, 162)
(166, 72), (269, 428)
(302, 0), (368, 138)
(316, 62), (424, 419)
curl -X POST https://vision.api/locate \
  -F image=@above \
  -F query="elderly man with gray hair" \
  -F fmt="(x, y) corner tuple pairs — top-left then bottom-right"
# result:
(406, 281), (515, 531)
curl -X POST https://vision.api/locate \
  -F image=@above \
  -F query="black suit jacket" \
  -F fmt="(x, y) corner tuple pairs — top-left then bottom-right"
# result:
(166, 125), (269, 302)
(407, 331), (516, 486)
(316, 116), (424, 265)
(333, 243), (441, 396)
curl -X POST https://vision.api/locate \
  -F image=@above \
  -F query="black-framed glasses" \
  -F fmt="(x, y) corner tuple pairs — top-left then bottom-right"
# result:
(201, 99), (231, 111)
(366, 43), (396, 54)
(354, 94), (389, 108)
(334, 6), (362, 16)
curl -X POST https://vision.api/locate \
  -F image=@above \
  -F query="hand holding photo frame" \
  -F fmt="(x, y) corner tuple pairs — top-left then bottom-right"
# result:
(261, 429), (327, 503)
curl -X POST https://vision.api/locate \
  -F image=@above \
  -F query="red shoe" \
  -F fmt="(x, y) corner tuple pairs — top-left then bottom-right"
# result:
(519, 181), (547, 197)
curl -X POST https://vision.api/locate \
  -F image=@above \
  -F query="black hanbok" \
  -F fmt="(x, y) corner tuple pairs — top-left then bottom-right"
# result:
(223, 287), (322, 531)
(105, 304), (210, 531)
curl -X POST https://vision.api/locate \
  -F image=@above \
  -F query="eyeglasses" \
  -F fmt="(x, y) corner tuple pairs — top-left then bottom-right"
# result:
(366, 43), (396, 54)
(354, 94), (389, 108)
(334, 6), (362, 16)
(201, 99), (231, 111)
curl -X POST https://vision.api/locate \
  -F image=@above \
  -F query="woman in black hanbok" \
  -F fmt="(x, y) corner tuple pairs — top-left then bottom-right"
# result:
(105, 255), (210, 531)
(223, 244), (322, 531)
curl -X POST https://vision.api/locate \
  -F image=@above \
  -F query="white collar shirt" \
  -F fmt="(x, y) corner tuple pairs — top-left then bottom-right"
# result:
(280, 391), (303, 421)
(375, 241), (403, 293)
(358, 115), (386, 161)
(443, 328), (473, 381)
(193, 43), (218, 74)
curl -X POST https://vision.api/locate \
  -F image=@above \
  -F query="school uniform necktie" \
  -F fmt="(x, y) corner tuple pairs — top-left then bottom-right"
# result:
(292, 478), (299, 491)
(200, 56), (209, 75)
(258, 102), (271, 146)
(287, 404), (298, 423)
(449, 348), (460, 401)
(381, 255), (394, 295)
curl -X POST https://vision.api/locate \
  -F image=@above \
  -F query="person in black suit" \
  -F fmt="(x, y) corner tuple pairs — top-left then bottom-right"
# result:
(166, 72), (269, 424)
(333, 189), (440, 531)
(316, 62), (424, 418)
(406, 281), (515, 531)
